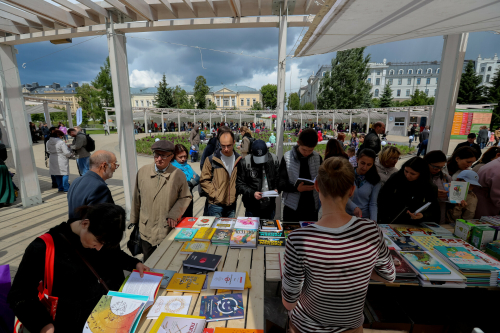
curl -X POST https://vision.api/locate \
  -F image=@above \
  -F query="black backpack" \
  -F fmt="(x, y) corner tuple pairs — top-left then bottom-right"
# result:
(85, 134), (95, 152)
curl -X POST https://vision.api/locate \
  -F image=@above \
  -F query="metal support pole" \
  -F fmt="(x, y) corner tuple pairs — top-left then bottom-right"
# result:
(178, 111), (181, 133)
(386, 111), (390, 131)
(316, 111), (318, 125)
(43, 101), (52, 127)
(366, 111), (370, 134)
(406, 106), (411, 136)
(105, 109), (109, 133)
(349, 111), (353, 134)
(300, 112), (303, 129)
(107, 17), (138, 216)
(194, 112), (196, 125)
(428, 33), (469, 154)
(239, 111), (242, 128)
(209, 111), (211, 133)
(144, 111), (148, 134)
(66, 103), (73, 128)
(333, 111), (336, 130)
(161, 111), (164, 132)
(0, 44), (42, 206)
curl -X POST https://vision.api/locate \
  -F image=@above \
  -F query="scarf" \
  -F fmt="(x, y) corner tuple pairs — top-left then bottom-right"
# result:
(354, 169), (366, 188)
(171, 160), (195, 181)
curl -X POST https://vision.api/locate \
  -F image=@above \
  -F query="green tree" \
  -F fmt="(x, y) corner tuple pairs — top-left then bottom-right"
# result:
(250, 101), (263, 110)
(194, 76), (210, 109)
(261, 84), (278, 109)
(379, 83), (393, 107)
(371, 98), (381, 108)
(486, 68), (500, 128)
(76, 83), (103, 125)
(458, 60), (486, 104)
(317, 47), (371, 109)
(154, 74), (174, 108)
(91, 57), (114, 107)
(359, 90), (373, 108)
(181, 97), (196, 109)
(287, 92), (300, 110)
(207, 100), (217, 110)
(408, 89), (429, 106)
(301, 102), (315, 110)
(172, 85), (189, 108)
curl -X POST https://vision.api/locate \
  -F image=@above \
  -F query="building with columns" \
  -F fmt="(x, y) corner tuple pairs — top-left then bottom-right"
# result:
(22, 82), (81, 113)
(130, 85), (262, 111)
(476, 54), (500, 87)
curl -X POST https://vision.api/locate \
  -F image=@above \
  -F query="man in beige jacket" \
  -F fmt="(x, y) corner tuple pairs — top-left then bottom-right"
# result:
(131, 140), (192, 262)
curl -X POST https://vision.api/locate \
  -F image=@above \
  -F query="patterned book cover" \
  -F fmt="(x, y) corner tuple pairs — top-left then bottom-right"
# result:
(378, 224), (399, 237)
(399, 251), (451, 274)
(166, 273), (206, 293)
(176, 217), (198, 229)
(258, 238), (286, 247)
(180, 241), (210, 254)
(147, 296), (192, 318)
(214, 329), (264, 333)
(260, 219), (278, 230)
(211, 229), (232, 243)
(393, 225), (436, 237)
(213, 218), (236, 229)
(230, 229), (258, 247)
(389, 250), (416, 275)
(411, 236), (447, 251)
(194, 227), (216, 241)
(150, 313), (206, 333)
(174, 228), (196, 242)
(199, 293), (244, 321)
(439, 238), (500, 269)
(433, 246), (494, 271)
(387, 236), (425, 251)
(234, 217), (260, 230)
(193, 217), (216, 228)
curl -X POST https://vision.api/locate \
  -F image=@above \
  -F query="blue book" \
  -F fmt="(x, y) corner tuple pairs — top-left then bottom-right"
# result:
(399, 251), (451, 274)
(433, 246), (494, 271)
(174, 228), (196, 242)
(150, 269), (177, 288)
(199, 293), (244, 321)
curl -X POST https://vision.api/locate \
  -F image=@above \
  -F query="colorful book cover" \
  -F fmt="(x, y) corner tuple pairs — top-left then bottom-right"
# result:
(174, 228), (196, 242)
(218, 271), (252, 292)
(411, 236), (447, 251)
(204, 328), (215, 333)
(194, 217), (216, 228)
(389, 250), (416, 275)
(147, 296), (192, 319)
(150, 269), (177, 288)
(213, 218), (236, 229)
(378, 224), (399, 237)
(387, 236), (424, 251)
(199, 293), (244, 321)
(230, 229), (258, 247)
(299, 221), (315, 228)
(211, 229), (232, 243)
(119, 270), (164, 309)
(399, 251), (451, 274)
(383, 236), (401, 250)
(234, 217), (260, 230)
(281, 223), (301, 231)
(449, 181), (469, 204)
(194, 227), (216, 241)
(260, 219), (278, 230)
(166, 273), (206, 293)
(433, 246), (494, 271)
(258, 238), (286, 247)
(214, 329), (264, 333)
(258, 230), (285, 238)
(176, 217), (198, 229)
(180, 241), (210, 254)
(150, 313), (206, 333)
(83, 295), (146, 333)
(393, 225), (436, 237)
(210, 272), (246, 290)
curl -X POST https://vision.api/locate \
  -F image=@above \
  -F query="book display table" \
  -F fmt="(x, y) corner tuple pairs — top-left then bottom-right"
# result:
(135, 228), (265, 332)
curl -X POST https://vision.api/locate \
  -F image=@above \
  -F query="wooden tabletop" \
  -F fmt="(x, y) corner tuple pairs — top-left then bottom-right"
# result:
(136, 229), (265, 332)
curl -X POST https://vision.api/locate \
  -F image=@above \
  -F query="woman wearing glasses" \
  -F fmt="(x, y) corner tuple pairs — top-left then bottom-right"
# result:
(424, 150), (451, 224)
(375, 146), (401, 186)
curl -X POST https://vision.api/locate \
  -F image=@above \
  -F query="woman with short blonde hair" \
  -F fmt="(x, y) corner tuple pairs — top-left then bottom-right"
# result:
(375, 146), (401, 186)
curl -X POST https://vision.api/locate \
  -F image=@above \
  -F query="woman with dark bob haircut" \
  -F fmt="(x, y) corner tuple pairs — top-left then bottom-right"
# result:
(8, 203), (149, 333)
(324, 139), (348, 160)
(378, 157), (440, 224)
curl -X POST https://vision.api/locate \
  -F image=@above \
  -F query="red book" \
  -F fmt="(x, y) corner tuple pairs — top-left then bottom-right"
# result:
(390, 250), (417, 276)
(204, 329), (215, 333)
(176, 217), (198, 229)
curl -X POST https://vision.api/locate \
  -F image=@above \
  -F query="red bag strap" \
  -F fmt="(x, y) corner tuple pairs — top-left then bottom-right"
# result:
(38, 233), (55, 295)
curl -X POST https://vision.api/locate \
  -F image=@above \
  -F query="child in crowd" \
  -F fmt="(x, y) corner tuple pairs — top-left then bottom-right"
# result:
(189, 145), (199, 163)
(446, 170), (480, 223)
(347, 147), (357, 168)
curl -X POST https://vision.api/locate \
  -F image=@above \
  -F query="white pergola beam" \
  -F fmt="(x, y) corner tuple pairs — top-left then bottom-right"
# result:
(3, 0), (85, 28)
(0, 44), (42, 207)
(0, 3), (55, 29)
(182, 0), (198, 17)
(205, 0), (216, 16)
(103, 0), (138, 20)
(159, 0), (178, 17)
(428, 33), (469, 154)
(0, 10), (43, 30)
(75, 0), (110, 18)
(51, 0), (101, 23)
(0, 17), (30, 34)
(118, 0), (157, 21)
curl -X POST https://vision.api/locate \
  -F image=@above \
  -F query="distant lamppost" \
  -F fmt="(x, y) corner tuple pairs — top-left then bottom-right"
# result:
(222, 82), (225, 113)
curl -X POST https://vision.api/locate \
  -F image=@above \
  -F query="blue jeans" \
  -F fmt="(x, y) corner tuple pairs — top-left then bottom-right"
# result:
(207, 203), (236, 218)
(54, 175), (69, 192)
(245, 206), (275, 220)
(77, 156), (90, 176)
(480, 142), (486, 149)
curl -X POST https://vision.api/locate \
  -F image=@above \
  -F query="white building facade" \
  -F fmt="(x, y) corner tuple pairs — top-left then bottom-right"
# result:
(476, 54), (500, 87)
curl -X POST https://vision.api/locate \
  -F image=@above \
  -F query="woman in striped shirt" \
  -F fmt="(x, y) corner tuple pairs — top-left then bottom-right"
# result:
(282, 157), (396, 333)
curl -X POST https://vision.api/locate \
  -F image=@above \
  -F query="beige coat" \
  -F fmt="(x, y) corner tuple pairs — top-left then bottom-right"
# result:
(131, 163), (192, 246)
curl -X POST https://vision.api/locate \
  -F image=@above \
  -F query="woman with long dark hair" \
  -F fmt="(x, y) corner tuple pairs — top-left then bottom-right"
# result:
(423, 150), (451, 224)
(472, 146), (500, 173)
(446, 146), (477, 180)
(325, 139), (348, 160)
(346, 149), (381, 221)
(378, 157), (440, 224)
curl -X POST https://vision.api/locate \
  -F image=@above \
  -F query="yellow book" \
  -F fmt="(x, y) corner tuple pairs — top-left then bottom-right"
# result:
(194, 227), (216, 242)
(151, 313), (206, 333)
(166, 273), (206, 293)
(218, 271), (252, 293)
(180, 241), (210, 254)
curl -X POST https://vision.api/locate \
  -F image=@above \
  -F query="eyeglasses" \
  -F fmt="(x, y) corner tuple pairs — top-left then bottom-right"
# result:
(108, 162), (119, 169)
(154, 153), (173, 160)
(220, 144), (234, 149)
(429, 164), (444, 170)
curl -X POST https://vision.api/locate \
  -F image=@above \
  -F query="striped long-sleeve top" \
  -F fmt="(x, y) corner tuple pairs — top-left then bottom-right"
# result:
(282, 217), (396, 332)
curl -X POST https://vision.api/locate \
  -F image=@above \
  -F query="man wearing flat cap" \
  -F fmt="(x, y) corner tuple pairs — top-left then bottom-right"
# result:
(131, 140), (192, 262)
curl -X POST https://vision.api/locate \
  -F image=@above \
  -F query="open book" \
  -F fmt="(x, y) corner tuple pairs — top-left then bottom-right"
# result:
(293, 178), (315, 187)
(119, 270), (164, 310)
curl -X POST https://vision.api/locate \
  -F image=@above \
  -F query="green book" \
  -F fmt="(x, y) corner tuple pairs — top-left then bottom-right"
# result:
(211, 229), (231, 244)
(174, 228), (196, 242)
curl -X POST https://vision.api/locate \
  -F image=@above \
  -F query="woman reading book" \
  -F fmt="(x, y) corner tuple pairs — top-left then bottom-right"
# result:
(8, 203), (150, 333)
(281, 157), (395, 333)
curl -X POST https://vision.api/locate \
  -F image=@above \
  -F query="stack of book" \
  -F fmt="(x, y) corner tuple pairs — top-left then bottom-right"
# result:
(194, 227), (216, 242)
(234, 217), (260, 230)
(183, 253), (222, 274)
(389, 250), (417, 281)
(420, 222), (453, 237)
(260, 219), (281, 230)
(481, 215), (500, 225)
(211, 229), (232, 246)
(176, 217), (199, 229)
(230, 229), (258, 249)
(193, 216), (216, 228)
(258, 219), (285, 246)
(386, 236), (425, 251)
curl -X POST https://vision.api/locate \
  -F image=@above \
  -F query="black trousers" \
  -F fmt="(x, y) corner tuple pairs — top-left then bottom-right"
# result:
(141, 239), (158, 263)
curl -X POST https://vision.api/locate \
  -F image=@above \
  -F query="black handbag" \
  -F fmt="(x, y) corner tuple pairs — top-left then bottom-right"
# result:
(127, 223), (143, 256)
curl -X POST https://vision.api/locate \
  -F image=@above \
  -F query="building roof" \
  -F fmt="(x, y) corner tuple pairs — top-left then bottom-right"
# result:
(30, 87), (77, 94)
(130, 85), (259, 95)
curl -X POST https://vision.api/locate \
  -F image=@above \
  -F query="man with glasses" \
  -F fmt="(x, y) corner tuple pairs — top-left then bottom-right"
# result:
(131, 141), (192, 261)
(67, 150), (118, 219)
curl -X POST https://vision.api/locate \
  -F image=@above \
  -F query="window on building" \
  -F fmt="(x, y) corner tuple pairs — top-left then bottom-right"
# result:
(397, 89), (401, 96)
(217, 99), (220, 107)
(141, 100), (144, 106)
(388, 79), (393, 85)
(322, 72), (326, 77)
(247, 98), (250, 106)
(146, 100), (150, 106)
(425, 89), (429, 96)
(427, 68), (432, 74)
(408, 69), (413, 74)
(417, 78), (421, 85)
(374, 89), (379, 97)
(135, 100), (138, 106)
(375, 78), (380, 85)
(407, 78), (411, 85)
(232, 99), (235, 107)
(252, 98), (256, 105)
(486, 75), (490, 82)
(367, 78), (371, 83)
(480, 67), (485, 72)
(207, 99), (211, 106)
(406, 89), (410, 96)
(398, 79), (402, 85)
(488, 66), (492, 71)
(241, 99), (244, 106)
(394, 117), (405, 126)
(389, 70), (394, 75)
(417, 69), (422, 74)
(223, 99), (229, 107)
(377, 70), (381, 75)
(426, 78), (431, 84)
(398, 69), (404, 75)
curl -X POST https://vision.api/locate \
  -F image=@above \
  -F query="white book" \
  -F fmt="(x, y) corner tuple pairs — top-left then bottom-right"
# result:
(209, 272), (246, 290)
(262, 190), (279, 198)
(213, 218), (236, 229)
(147, 296), (192, 319)
(193, 216), (216, 228)
(449, 181), (469, 204)
(234, 217), (260, 229)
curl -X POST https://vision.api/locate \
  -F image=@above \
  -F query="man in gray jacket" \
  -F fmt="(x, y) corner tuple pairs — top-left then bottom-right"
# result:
(68, 127), (90, 176)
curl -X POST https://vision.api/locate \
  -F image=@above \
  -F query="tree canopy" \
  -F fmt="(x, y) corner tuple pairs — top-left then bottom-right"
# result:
(154, 74), (174, 108)
(486, 68), (500, 128)
(91, 57), (114, 107)
(194, 76), (210, 109)
(261, 84), (277, 110)
(287, 92), (300, 111)
(75, 84), (103, 124)
(379, 83), (393, 107)
(458, 60), (486, 104)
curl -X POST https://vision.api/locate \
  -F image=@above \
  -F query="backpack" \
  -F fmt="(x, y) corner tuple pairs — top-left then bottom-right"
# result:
(85, 134), (95, 152)
(245, 136), (255, 151)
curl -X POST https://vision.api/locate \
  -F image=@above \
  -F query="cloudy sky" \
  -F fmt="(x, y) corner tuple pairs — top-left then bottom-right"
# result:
(15, 26), (500, 94)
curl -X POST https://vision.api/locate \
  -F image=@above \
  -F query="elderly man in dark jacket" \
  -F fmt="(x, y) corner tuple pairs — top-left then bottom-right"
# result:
(236, 140), (279, 219)
(67, 150), (117, 218)
(358, 122), (385, 154)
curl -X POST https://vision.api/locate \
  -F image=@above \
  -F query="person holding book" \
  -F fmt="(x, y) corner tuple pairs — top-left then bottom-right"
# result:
(377, 157), (440, 224)
(8, 203), (150, 333)
(278, 129), (323, 222)
(446, 170), (480, 223)
(446, 146), (477, 180)
(423, 150), (452, 224)
(236, 140), (280, 219)
(172, 144), (200, 218)
(282, 157), (395, 333)
(375, 145), (401, 186)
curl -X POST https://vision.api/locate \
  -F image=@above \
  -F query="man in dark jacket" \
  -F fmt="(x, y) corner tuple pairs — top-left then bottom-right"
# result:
(419, 125), (430, 142)
(453, 133), (482, 160)
(67, 150), (117, 218)
(236, 140), (279, 219)
(358, 121), (385, 154)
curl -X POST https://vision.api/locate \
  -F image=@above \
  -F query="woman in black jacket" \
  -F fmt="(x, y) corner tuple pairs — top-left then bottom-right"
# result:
(8, 204), (149, 333)
(378, 157), (440, 224)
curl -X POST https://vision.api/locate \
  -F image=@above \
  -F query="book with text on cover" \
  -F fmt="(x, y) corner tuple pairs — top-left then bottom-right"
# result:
(174, 228), (196, 242)
(119, 270), (164, 310)
(211, 229), (232, 244)
(258, 238), (286, 247)
(150, 313), (206, 333)
(433, 246), (495, 271)
(213, 218), (236, 229)
(199, 293), (244, 321)
(193, 216), (216, 228)
(260, 219), (278, 230)
(184, 253), (222, 271)
(399, 251), (451, 275)
(147, 295), (192, 319)
(176, 217), (198, 229)
(194, 227), (216, 242)
(150, 269), (177, 288)
(386, 236), (425, 252)
(209, 272), (246, 290)
(180, 241), (210, 254)
(258, 230), (285, 239)
(230, 229), (258, 248)
(167, 273), (206, 293)
(389, 250), (416, 277)
(449, 181), (469, 204)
